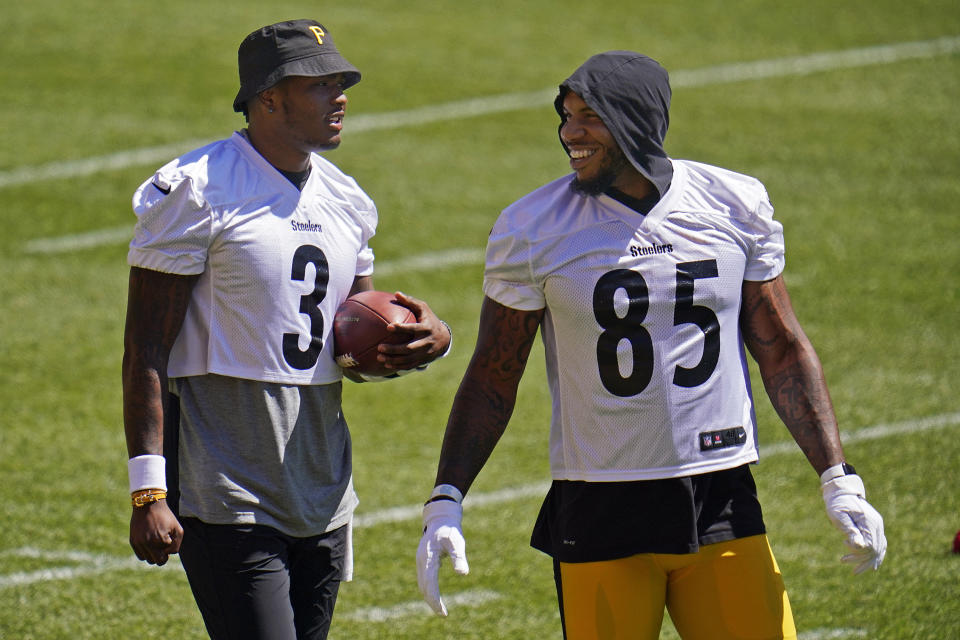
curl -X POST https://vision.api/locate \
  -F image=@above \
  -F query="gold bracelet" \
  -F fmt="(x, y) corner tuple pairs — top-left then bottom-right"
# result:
(131, 489), (167, 507)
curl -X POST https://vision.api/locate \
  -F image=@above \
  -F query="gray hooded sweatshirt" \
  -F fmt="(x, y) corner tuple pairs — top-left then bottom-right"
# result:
(554, 51), (674, 199)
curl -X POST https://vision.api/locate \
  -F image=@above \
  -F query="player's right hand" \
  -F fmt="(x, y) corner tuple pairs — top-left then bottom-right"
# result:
(417, 497), (469, 616)
(129, 500), (183, 566)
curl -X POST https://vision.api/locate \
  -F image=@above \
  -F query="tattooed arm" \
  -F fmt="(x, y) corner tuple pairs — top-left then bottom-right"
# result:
(417, 296), (541, 615)
(121, 266), (198, 565)
(434, 296), (544, 495)
(740, 276), (845, 475)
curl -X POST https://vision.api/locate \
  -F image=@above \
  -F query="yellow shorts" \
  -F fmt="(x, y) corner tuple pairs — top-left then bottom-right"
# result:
(557, 534), (797, 640)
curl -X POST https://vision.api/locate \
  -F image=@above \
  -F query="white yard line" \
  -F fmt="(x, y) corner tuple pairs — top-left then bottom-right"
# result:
(354, 481), (550, 528)
(3, 410), (955, 592)
(0, 411), (955, 632)
(372, 247), (485, 277)
(356, 410), (960, 527)
(23, 225), (137, 254)
(4, 34), (960, 627)
(8, 36), (959, 261)
(340, 589), (502, 622)
(0, 547), (180, 588)
(667, 35), (959, 88)
(799, 629), (867, 640)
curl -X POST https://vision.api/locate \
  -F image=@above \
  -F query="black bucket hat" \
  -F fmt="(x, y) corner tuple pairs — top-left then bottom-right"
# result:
(233, 19), (361, 113)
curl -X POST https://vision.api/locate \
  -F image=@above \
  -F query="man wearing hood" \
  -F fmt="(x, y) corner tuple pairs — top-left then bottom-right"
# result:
(415, 52), (886, 638)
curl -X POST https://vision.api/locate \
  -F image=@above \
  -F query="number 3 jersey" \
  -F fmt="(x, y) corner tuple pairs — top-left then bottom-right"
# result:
(483, 159), (785, 481)
(128, 131), (377, 385)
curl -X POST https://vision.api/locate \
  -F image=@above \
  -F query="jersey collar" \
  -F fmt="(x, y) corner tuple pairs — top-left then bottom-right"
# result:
(594, 158), (682, 231)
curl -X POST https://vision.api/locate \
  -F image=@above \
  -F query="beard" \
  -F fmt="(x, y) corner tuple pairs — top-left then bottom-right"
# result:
(281, 104), (342, 152)
(570, 145), (633, 196)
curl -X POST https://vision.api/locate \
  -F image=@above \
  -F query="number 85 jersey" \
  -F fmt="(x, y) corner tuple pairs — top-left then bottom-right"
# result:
(483, 159), (785, 481)
(129, 132), (377, 385)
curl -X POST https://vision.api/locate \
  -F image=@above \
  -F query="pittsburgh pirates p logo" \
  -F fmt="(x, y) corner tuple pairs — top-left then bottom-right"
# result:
(308, 26), (325, 45)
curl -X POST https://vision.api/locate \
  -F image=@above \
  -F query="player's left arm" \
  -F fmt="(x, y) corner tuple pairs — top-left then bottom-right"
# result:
(741, 275), (886, 573)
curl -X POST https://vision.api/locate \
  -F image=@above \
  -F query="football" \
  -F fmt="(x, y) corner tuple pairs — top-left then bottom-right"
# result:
(333, 290), (416, 377)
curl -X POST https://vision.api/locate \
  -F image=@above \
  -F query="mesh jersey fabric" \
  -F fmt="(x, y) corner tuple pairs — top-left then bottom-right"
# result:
(483, 159), (784, 481)
(129, 131), (377, 385)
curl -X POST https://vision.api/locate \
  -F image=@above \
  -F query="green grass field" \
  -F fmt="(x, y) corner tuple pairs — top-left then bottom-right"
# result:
(2, 1), (959, 638)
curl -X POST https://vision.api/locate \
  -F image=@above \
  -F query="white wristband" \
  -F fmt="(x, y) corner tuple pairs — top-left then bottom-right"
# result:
(820, 462), (859, 485)
(820, 463), (846, 484)
(430, 483), (463, 504)
(128, 455), (167, 493)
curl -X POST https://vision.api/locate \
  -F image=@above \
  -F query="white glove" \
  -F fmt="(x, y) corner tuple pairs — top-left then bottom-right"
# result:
(416, 487), (469, 616)
(821, 468), (887, 574)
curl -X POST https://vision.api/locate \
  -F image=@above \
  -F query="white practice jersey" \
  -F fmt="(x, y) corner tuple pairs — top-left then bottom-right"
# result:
(129, 132), (377, 385)
(484, 159), (785, 481)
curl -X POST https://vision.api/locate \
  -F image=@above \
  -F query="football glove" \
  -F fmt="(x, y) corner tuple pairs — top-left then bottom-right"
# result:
(416, 487), (469, 616)
(821, 469), (887, 574)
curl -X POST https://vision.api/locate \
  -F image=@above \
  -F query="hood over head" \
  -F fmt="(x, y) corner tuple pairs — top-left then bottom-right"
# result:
(555, 51), (673, 198)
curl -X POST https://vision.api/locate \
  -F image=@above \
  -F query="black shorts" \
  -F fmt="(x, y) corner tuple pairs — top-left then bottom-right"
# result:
(178, 518), (348, 640)
(530, 464), (766, 562)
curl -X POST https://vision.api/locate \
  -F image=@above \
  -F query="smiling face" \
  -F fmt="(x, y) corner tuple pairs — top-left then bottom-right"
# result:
(559, 91), (651, 198)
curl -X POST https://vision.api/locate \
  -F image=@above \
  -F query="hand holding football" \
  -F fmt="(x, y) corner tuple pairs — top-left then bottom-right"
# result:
(333, 291), (416, 377)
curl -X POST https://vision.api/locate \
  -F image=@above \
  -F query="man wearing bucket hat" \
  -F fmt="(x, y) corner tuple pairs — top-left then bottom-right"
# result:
(415, 52), (886, 638)
(122, 19), (451, 640)
(232, 20), (361, 115)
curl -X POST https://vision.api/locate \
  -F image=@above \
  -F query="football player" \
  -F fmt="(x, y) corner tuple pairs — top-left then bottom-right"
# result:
(416, 51), (886, 639)
(122, 20), (451, 640)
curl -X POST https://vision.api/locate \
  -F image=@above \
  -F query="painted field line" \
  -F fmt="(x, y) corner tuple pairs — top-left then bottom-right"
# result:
(373, 247), (485, 277)
(1, 410), (956, 591)
(354, 481), (550, 529)
(4, 34), (958, 194)
(354, 411), (960, 528)
(23, 225), (136, 254)
(17, 34), (960, 256)
(341, 589), (501, 622)
(668, 35), (959, 88)
(799, 629), (866, 640)
(23, 233), (484, 288)
(0, 547), (180, 589)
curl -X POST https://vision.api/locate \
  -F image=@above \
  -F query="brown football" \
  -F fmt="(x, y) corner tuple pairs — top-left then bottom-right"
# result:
(333, 291), (415, 377)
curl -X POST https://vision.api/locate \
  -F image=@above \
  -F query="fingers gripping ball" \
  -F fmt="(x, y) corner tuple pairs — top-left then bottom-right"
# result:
(333, 291), (415, 377)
